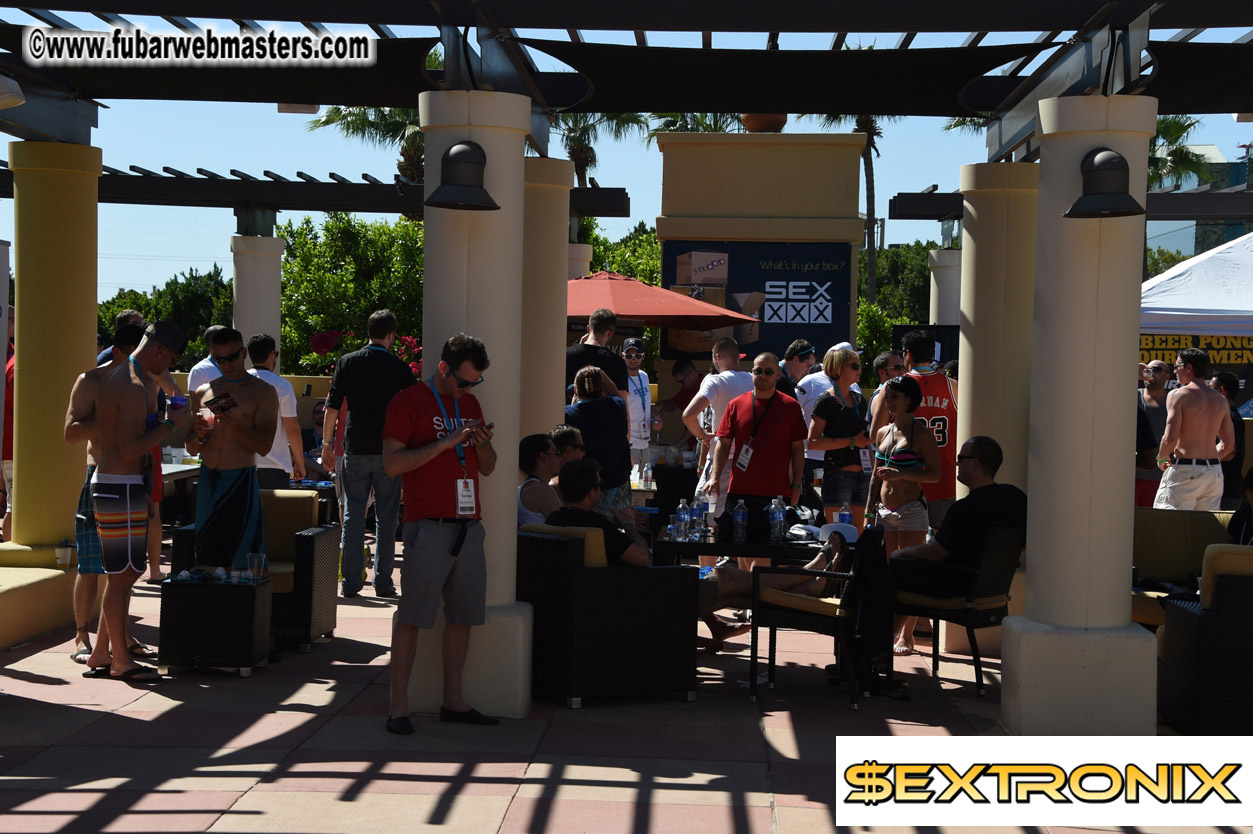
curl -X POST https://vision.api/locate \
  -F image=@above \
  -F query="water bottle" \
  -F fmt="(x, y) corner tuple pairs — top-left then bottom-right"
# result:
(733, 499), (748, 543)
(769, 497), (786, 542)
(692, 492), (708, 539)
(839, 502), (852, 525)
(676, 499), (691, 542)
(642, 463), (653, 489)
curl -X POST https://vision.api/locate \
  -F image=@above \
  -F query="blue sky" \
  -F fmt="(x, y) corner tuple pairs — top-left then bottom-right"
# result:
(0, 16), (1247, 302)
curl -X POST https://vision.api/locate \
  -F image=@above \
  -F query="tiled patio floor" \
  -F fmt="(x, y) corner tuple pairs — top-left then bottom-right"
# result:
(0, 547), (1236, 834)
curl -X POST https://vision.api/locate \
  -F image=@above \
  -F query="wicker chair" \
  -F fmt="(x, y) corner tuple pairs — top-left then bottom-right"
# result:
(171, 489), (339, 651)
(517, 525), (698, 708)
(1156, 544), (1253, 734)
(892, 526), (1027, 695)
(748, 563), (861, 707)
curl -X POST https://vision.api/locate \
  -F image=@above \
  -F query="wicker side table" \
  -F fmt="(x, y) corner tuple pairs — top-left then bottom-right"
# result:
(158, 578), (272, 677)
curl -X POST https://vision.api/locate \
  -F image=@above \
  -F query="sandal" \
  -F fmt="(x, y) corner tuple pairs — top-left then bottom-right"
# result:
(127, 642), (159, 659)
(70, 627), (92, 664)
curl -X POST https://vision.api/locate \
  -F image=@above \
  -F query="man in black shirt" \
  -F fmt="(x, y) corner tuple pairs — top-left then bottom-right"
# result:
(565, 308), (628, 395)
(323, 309), (417, 598)
(778, 339), (816, 399)
(545, 458), (649, 567)
(889, 435), (1027, 654)
(1209, 372), (1246, 511)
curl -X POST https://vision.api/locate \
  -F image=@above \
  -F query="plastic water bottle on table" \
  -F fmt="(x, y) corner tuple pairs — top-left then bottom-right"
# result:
(676, 498), (691, 542)
(733, 499), (748, 543)
(769, 496), (786, 542)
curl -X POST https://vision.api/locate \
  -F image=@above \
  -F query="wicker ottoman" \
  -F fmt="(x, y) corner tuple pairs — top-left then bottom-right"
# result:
(158, 578), (273, 677)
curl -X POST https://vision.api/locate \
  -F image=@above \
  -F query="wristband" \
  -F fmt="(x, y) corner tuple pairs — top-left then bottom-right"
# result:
(790, 483), (802, 489)
(1156, 458), (1170, 464)
(163, 418), (175, 433)
(477, 440), (490, 447)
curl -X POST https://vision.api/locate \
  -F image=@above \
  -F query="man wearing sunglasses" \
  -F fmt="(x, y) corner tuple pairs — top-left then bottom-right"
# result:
(186, 328), (279, 577)
(382, 333), (497, 733)
(323, 309), (417, 599)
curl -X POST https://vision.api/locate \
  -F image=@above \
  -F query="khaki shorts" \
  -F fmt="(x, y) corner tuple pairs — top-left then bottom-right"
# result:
(1153, 462), (1223, 511)
(877, 499), (930, 533)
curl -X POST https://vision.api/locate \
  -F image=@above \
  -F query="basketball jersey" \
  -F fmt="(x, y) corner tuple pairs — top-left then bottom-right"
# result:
(908, 367), (958, 501)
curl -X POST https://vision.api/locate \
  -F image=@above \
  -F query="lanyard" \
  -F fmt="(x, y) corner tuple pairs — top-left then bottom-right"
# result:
(367, 344), (389, 353)
(630, 373), (647, 406)
(429, 377), (465, 471)
(830, 384), (850, 408)
(129, 356), (144, 378)
(749, 394), (775, 440)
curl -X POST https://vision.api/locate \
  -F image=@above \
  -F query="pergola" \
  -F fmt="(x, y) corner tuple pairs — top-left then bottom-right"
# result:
(1, 1), (1252, 735)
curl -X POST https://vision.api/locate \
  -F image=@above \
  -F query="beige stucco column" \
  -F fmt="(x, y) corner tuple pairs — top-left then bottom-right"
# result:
(956, 164), (1037, 493)
(5, 142), (100, 555)
(521, 158), (574, 435)
(407, 89), (532, 719)
(231, 235), (285, 356)
(568, 242), (592, 280)
(1002, 95), (1158, 735)
(928, 248), (962, 326)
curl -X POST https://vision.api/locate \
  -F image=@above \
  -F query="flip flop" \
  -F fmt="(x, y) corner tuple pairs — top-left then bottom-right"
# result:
(892, 644), (915, 657)
(144, 576), (167, 585)
(109, 667), (162, 682)
(82, 666), (111, 678)
(70, 648), (92, 665)
(127, 642), (158, 659)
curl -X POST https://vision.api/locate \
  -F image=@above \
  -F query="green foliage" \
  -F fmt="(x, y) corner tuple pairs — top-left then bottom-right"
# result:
(1146, 246), (1187, 281)
(645, 113), (743, 146)
(97, 266), (233, 371)
(856, 301), (911, 389)
(278, 212), (425, 375)
(857, 241), (936, 325)
(586, 219), (664, 377)
(1149, 115), (1212, 190)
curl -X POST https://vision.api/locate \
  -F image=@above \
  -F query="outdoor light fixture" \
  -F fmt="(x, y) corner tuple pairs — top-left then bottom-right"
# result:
(0, 76), (24, 109)
(424, 141), (499, 211)
(1063, 147), (1145, 219)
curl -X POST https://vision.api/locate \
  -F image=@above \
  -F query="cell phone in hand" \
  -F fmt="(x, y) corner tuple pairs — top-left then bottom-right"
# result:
(204, 393), (239, 414)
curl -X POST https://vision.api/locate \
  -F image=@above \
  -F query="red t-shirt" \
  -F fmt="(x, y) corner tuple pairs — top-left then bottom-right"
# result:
(909, 367), (958, 501)
(715, 390), (806, 497)
(382, 381), (484, 521)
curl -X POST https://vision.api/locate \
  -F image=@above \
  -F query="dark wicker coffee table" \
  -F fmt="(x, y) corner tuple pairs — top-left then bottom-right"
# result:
(158, 578), (272, 677)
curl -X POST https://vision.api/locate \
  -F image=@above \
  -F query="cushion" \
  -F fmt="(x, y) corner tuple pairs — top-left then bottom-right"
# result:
(260, 489), (319, 563)
(1133, 507), (1232, 581)
(1131, 590), (1167, 627)
(759, 586), (842, 617)
(1199, 544), (1253, 609)
(520, 523), (607, 568)
(266, 560), (295, 595)
(895, 591), (1008, 611)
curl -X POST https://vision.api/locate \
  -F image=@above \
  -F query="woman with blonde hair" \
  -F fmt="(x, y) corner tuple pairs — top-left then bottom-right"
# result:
(807, 347), (873, 526)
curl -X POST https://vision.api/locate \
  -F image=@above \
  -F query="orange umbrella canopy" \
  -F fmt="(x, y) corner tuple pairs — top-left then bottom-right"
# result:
(567, 271), (756, 330)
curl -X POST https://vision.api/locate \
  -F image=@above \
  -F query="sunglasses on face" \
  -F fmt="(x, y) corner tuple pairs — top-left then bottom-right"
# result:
(452, 370), (485, 388)
(886, 363), (905, 371)
(956, 454), (978, 462)
(752, 367), (775, 376)
(624, 352), (644, 360)
(847, 363), (861, 371)
(213, 347), (246, 363)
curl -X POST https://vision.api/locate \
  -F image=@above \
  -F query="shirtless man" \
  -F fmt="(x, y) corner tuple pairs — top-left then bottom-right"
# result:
(84, 322), (189, 681)
(185, 328), (278, 569)
(63, 323), (145, 665)
(1153, 348), (1236, 511)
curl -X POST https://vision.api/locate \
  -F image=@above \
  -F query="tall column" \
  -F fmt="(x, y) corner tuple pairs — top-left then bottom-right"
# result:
(521, 158), (574, 436)
(231, 235), (285, 351)
(928, 248), (962, 326)
(568, 242), (592, 280)
(1002, 95), (1158, 735)
(956, 164), (1037, 493)
(408, 89), (532, 718)
(6, 142), (100, 554)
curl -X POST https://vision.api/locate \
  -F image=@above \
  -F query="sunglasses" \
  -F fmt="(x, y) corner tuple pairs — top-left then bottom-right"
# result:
(847, 363), (861, 371)
(956, 454), (978, 462)
(212, 347), (246, 363)
(452, 370), (485, 388)
(624, 352), (644, 360)
(886, 363), (905, 371)
(561, 443), (586, 452)
(752, 367), (776, 376)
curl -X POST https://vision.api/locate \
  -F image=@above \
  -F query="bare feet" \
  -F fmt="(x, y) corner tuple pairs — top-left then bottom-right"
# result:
(892, 640), (914, 656)
(703, 620), (751, 653)
(70, 626), (92, 664)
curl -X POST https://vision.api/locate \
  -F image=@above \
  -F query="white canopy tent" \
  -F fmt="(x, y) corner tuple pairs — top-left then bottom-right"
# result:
(1141, 230), (1253, 335)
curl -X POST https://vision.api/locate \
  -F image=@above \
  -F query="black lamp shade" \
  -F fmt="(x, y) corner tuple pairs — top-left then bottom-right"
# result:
(1063, 147), (1145, 218)
(425, 140), (500, 211)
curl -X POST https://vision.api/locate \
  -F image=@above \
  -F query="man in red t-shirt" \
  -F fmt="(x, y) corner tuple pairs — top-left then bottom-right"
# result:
(709, 353), (806, 561)
(381, 333), (498, 735)
(902, 329), (959, 529)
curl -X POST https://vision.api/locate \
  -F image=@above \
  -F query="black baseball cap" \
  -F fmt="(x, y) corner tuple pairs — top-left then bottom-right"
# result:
(146, 321), (188, 358)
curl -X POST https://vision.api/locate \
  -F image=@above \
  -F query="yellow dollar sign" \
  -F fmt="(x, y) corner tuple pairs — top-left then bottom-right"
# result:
(844, 760), (892, 805)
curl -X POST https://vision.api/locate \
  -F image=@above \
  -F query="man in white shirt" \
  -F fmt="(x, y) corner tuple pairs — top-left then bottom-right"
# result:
(795, 353), (835, 512)
(622, 337), (661, 471)
(682, 337), (753, 519)
(247, 334), (306, 489)
(186, 325), (226, 393)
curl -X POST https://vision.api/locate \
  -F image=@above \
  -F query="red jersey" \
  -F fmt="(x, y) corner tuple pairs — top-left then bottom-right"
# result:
(716, 390), (807, 497)
(908, 367), (957, 501)
(382, 381), (484, 522)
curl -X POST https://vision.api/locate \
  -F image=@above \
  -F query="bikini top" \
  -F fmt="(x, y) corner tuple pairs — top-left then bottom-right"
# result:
(874, 420), (926, 469)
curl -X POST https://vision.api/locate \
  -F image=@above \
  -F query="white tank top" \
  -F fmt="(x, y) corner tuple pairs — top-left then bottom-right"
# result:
(517, 476), (548, 527)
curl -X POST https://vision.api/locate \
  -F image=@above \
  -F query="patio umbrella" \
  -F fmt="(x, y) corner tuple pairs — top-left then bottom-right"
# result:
(567, 271), (757, 330)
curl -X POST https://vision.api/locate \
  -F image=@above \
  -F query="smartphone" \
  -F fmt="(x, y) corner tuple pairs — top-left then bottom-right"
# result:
(204, 392), (239, 414)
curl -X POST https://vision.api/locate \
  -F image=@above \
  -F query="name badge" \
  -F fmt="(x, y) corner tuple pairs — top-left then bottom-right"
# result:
(735, 443), (754, 472)
(456, 479), (476, 517)
(860, 447), (874, 472)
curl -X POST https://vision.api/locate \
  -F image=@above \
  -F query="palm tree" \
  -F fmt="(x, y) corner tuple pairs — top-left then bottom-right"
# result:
(554, 112), (649, 188)
(812, 112), (896, 303)
(645, 112), (744, 145)
(1148, 115), (1212, 190)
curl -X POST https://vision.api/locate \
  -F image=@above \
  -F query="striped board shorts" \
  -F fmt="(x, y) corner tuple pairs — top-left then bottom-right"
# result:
(91, 472), (148, 574)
